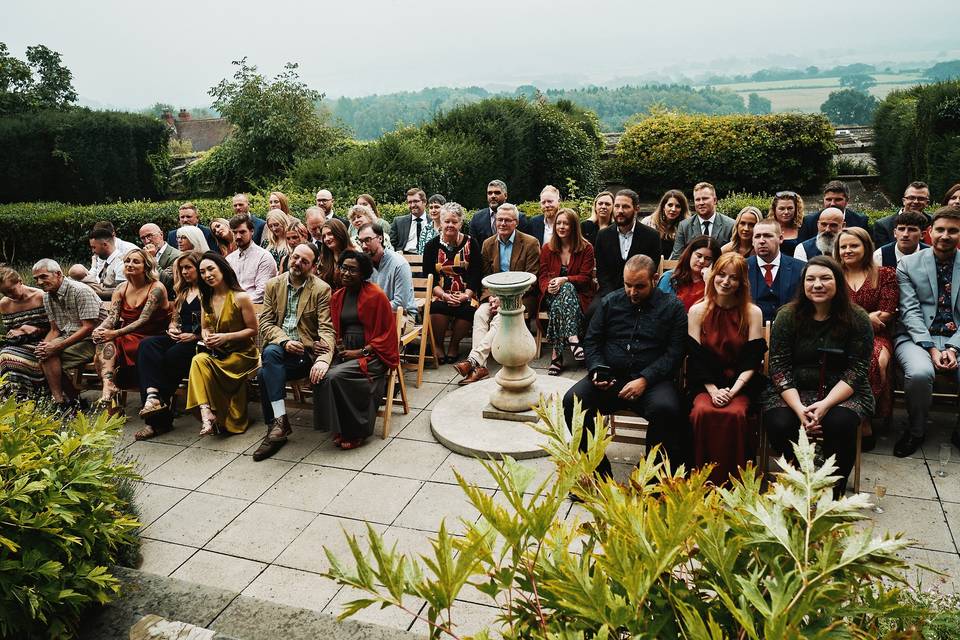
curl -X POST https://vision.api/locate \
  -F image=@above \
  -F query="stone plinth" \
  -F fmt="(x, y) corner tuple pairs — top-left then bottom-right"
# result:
(482, 271), (539, 412)
(430, 376), (574, 459)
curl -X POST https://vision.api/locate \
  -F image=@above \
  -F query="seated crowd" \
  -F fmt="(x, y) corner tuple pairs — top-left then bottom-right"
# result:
(1, 178), (959, 496)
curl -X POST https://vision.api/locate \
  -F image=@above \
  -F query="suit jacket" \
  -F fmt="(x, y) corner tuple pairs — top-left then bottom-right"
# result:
(469, 208), (529, 246)
(389, 213), (429, 252)
(479, 230), (540, 309)
(669, 214), (735, 259)
(873, 210), (932, 249)
(156, 244), (181, 271)
(895, 248), (960, 349)
(258, 272), (336, 366)
(595, 221), (662, 295)
(251, 215), (266, 246)
(795, 236), (823, 261)
(797, 208), (869, 242)
(167, 224), (217, 250)
(528, 214), (549, 246)
(747, 254), (803, 323)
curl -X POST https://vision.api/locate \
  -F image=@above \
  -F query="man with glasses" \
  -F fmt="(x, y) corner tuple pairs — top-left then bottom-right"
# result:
(359, 223), (416, 333)
(390, 187), (430, 254)
(139, 223), (181, 296)
(797, 180), (870, 242)
(454, 203), (540, 385)
(315, 188), (348, 224)
(873, 182), (932, 249)
(469, 180), (529, 245)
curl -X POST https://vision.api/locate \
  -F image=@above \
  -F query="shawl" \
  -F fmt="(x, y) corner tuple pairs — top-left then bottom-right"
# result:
(331, 281), (400, 375)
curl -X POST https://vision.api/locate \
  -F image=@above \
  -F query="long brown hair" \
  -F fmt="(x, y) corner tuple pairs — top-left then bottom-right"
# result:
(548, 208), (586, 254)
(649, 189), (690, 241)
(172, 251), (202, 311)
(787, 255), (857, 337)
(318, 218), (349, 285)
(702, 252), (751, 336)
(210, 217), (236, 256)
(833, 227), (878, 288)
(671, 236), (722, 289)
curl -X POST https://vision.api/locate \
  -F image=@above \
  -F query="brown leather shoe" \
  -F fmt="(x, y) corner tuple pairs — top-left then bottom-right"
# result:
(252, 438), (284, 462)
(459, 365), (489, 385)
(452, 360), (474, 378)
(266, 415), (292, 442)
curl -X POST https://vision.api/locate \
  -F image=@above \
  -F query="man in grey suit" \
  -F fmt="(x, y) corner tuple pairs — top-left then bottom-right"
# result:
(139, 223), (182, 297)
(390, 187), (428, 254)
(892, 206), (960, 457)
(669, 182), (734, 259)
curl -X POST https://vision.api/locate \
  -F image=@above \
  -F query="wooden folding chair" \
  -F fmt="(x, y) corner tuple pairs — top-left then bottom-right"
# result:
(401, 273), (440, 387)
(657, 257), (679, 280)
(379, 307), (410, 438)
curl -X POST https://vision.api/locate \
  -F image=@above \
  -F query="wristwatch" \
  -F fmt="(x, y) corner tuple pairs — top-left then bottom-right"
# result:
(361, 346), (372, 357)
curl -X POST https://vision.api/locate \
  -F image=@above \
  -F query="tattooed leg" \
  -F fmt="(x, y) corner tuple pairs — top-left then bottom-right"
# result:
(98, 342), (119, 401)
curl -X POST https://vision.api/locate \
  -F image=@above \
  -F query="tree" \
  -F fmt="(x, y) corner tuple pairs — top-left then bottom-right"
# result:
(927, 60), (960, 81)
(747, 92), (772, 114)
(840, 73), (877, 92)
(0, 43), (77, 115)
(820, 89), (879, 125)
(187, 57), (347, 193)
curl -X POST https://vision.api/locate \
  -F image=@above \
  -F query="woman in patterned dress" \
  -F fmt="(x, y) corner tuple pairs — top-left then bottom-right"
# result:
(0, 266), (50, 398)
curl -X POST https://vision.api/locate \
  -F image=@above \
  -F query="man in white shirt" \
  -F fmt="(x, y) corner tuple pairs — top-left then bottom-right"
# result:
(669, 182), (735, 259)
(86, 226), (128, 300)
(794, 207), (845, 261)
(390, 188), (429, 254)
(529, 185), (560, 246)
(226, 214), (277, 303)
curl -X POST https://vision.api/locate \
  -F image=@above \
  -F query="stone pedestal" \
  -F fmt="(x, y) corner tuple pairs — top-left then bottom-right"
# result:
(482, 271), (538, 412)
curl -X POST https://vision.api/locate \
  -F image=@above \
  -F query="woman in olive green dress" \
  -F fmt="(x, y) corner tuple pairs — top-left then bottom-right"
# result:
(186, 251), (260, 435)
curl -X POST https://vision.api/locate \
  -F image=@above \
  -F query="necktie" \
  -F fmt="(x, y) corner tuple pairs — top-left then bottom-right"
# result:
(763, 264), (774, 288)
(415, 216), (422, 244)
(702, 220), (711, 237)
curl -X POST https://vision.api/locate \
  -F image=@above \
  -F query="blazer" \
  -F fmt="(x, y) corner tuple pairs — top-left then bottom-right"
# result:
(167, 224), (217, 250)
(528, 214), (549, 246)
(747, 254), (804, 323)
(595, 221), (662, 295)
(538, 242), (597, 312)
(479, 230), (541, 309)
(156, 244), (182, 271)
(797, 208), (869, 242)
(895, 248), (960, 349)
(873, 210), (932, 248)
(251, 215), (267, 246)
(258, 272), (336, 367)
(469, 208), (529, 245)
(669, 214), (735, 259)
(389, 213), (429, 252)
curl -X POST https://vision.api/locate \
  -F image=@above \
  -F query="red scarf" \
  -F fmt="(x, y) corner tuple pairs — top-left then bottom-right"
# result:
(330, 281), (400, 375)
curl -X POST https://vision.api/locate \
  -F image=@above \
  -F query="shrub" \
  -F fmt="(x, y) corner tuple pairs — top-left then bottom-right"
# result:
(0, 109), (170, 205)
(615, 112), (835, 197)
(0, 396), (140, 638)
(324, 396), (918, 639)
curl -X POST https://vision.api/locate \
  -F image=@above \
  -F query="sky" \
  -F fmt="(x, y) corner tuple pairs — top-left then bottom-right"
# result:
(5, 0), (958, 110)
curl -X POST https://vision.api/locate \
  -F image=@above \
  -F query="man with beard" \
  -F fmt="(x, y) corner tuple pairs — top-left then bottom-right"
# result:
(226, 214), (278, 303)
(892, 207), (960, 457)
(359, 223), (416, 334)
(253, 242), (335, 461)
(797, 180), (870, 242)
(794, 207), (844, 261)
(229, 194), (267, 245)
(528, 185), (561, 246)
(873, 182), (932, 249)
(469, 180), (529, 244)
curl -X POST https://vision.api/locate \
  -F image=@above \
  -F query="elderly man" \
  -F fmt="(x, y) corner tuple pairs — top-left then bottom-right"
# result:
(529, 185), (561, 246)
(797, 180), (870, 242)
(893, 207), (960, 457)
(305, 206), (328, 247)
(454, 203), (540, 385)
(794, 207), (844, 261)
(873, 182), (933, 248)
(254, 242), (335, 461)
(563, 255), (688, 478)
(226, 213), (277, 303)
(359, 223), (416, 332)
(139, 223), (181, 295)
(166, 202), (218, 249)
(669, 182), (735, 259)
(229, 193), (267, 244)
(873, 211), (929, 268)
(33, 259), (102, 409)
(747, 219), (804, 322)
(469, 180), (529, 245)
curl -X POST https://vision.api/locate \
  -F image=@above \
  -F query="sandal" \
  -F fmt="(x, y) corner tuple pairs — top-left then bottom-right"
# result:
(332, 433), (343, 444)
(199, 418), (221, 436)
(134, 424), (170, 441)
(139, 392), (169, 418)
(339, 438), (365, 450)
(548, 351), (564, 376)
(568, 340), (585, 363)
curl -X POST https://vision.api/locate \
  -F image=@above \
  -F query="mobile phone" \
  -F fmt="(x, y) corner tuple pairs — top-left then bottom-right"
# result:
(593, 366), (616, 384)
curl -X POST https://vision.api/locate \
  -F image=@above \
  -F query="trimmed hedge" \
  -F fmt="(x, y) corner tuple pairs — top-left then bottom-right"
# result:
(874, 81), (960, 198)
(0, 109), (170, 204)
(615, 113), (835, 196)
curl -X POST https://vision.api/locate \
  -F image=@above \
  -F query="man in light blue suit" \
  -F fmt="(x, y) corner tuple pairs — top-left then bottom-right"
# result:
(746, 219), (804, 323)
(892, 207), (960, 457)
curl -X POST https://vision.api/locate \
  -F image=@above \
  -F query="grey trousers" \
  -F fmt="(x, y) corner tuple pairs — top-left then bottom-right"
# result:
(894, 336), (960, 437)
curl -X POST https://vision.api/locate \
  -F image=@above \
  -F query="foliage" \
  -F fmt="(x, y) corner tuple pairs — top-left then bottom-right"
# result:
(879, 590), (960, 639)
(616, 112), (835, 196)
(0, 42), (77, 116)
(833, 156), (877, 176)
(0, 394), (140, 639)
(926, 60), (960, 82)
(873, 81), (960, 197)
(840, 74), (877, 92)
(716, 192), (776, 217)
(747, 93), (772, 115)
(185, 58), (349, 195)
(139, 102), (217, 119)
(324, 395), (918, 639)
(820, 89), (879, 125)
(0, 109), (170, 205)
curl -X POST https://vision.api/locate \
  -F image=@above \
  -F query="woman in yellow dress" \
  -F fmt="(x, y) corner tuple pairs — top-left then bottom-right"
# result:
(186, 251), (260, 435)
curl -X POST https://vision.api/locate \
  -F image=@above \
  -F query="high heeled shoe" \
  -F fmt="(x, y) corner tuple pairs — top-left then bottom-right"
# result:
(199, 417), (221, 436)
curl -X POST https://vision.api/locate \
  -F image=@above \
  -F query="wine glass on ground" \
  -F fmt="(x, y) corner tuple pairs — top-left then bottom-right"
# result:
(938, 443), (951, 478)
(873, 482), (887, 514)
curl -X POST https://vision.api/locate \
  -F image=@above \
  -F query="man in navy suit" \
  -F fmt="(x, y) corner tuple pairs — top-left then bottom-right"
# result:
(747, 219), (803, 323)
(469, 180), (528, 245)
(166, 202), (217, 249)
(527, 185), (560, 246)
(794, 207), (844, 261)
(797, 180), (869, 242)
(873, 182), (932, 248)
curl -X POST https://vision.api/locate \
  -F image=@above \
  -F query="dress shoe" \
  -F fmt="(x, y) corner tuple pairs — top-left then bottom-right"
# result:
(252, 438), (284, 461)
(893, 432), (924, 458)
(459, 366), (489, 385)
(266, 415), (292, 442)
(453, 360), (474, 378)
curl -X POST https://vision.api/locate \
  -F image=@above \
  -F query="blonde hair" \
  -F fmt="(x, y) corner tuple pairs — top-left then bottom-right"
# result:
(728, 206), (762, 255)
(122, 247), (159, 283)
(268, 191), (291, 215)
(263, 210), (293, 257)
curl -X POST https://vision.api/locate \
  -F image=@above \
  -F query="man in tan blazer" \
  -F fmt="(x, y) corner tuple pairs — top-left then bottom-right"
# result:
(454, 203), (540, 385)
(254, 242), (335, 460)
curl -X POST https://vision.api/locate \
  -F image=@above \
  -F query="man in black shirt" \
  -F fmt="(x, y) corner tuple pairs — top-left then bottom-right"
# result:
(563, 255), (689, 478)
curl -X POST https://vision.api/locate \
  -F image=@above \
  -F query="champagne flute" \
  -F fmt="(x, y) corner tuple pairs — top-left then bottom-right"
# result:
(938, 443), (951, 478)
(872, 482), (887, 514)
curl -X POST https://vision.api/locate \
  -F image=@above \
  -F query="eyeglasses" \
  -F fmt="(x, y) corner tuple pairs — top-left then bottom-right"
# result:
(775, 191), (797, 198)
(495, 218), (517, 224)
(904, 196), (929, 202)
(357, 236), (378, 244)
(139, 235), (156, 243)
(339, 264), (360, 274)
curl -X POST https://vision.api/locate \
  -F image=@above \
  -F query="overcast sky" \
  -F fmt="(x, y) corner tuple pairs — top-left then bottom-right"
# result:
(6, 0), (958, 109)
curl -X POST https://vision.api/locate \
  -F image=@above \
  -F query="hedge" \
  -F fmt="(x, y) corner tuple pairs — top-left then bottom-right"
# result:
(615, 113), (836, 196)
(874, 81), (960, 198)
(0, 109), (170, 205)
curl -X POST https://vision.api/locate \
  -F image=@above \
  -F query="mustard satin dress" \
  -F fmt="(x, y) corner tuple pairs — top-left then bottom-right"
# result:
(186, 290), (260, 433)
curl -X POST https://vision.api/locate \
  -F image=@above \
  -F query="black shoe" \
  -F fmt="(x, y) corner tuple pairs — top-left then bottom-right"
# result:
(951, 429), (960, 452)
(861, 434), (876, 453)
(893, 433), (924, 458)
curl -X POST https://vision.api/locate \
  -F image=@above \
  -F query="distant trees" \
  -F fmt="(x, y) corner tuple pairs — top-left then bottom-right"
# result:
(820, 89), (879, 125)
(0, 42), (77, 115)
(747, 93), (772, 114)
(839, 74), (877, 92)
(926, 60), (960, 81)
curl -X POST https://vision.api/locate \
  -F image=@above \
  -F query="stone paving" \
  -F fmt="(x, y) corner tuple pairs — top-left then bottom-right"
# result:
(112, 355), (960, 635)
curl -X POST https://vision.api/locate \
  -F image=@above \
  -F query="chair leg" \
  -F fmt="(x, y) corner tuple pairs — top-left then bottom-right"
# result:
(382, 371), (396, 439)
(853, 427), (862, 495)
(397, 366), (409, 415)
(415, 326), (429, 389)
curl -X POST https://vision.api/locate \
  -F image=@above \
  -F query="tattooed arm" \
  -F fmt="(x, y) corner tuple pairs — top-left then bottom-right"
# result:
(115, 284), (167, 336)
(92, 287), (124, 343)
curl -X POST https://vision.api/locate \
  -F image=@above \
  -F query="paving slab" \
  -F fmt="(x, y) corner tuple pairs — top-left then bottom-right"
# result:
(301, 435), (390, 470)
(134, 482), (190, 528)
(123, 440), (186, 476)
(393, 481), (490, 534)
(142, 492), (250, 548)
(324, 472), (423, 524)
(258, 462), (356, 513)
(171, 549), (267, 592)
(145, 446), (237, 490)
(276, 514), (388, 575)
(323, 585), (425, 632)
(138, 539), (197, 577)
(205, 502), (316, 563)
(200, 456), (295, 501)
(365, 438), (452, 480)
(241, 565), (341, 613)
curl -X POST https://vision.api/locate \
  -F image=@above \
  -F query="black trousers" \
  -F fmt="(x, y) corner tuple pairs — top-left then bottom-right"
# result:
(137, 335), (197, 431)
(764, 406), (859, 494)
(563, 374), (689, 479)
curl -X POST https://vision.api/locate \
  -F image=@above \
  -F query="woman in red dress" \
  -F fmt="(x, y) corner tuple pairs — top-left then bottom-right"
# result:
(686, 252), (765, 485)
(92, 248), (171, 411)
(657, 236), (722, 311)
(834, 227), (898, 448)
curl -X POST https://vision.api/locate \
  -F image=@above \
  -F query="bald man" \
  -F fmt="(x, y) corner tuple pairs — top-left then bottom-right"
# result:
(140, 222), (181, 296)
(316, 188), (348, 224)
(794, 207), (845, 261)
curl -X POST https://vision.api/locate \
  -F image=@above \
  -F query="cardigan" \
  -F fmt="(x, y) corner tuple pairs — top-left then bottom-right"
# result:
(537, 243), (597, 312)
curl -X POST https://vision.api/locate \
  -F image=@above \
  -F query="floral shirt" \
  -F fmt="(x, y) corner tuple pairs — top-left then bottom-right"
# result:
(930, 256), (958, 337)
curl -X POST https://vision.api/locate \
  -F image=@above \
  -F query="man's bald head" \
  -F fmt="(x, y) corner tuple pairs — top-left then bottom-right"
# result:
(817, 207), (845, 236)
(316, 189), (334, 214)
(139, 223), (165, 255)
